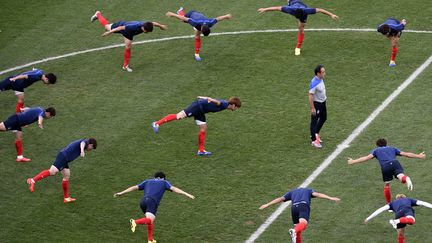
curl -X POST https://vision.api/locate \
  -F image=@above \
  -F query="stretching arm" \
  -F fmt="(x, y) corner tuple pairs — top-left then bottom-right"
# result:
(152, 21), (167, 30)
(257, 7), (282, 13)
(365, 205), (390, 223)
(400, 151), (426, 159)
(348, 154), (374, 165)
(102, 26), (125, 37)
(114, 185), (139, 197)
(170, 186), (195, 199)
(259, 197), (285, 209)
(197, 96), (221, 106)
(215, 14), (232, 21)
(80, 141), (86, 157)
(417, 200), (432, 209)
(166, 11), (189, 22)
(10, 75), (28, 81)
(312, 192), (340, 202)
(316, 8), (339, 20)
(37, 116), (44, 129)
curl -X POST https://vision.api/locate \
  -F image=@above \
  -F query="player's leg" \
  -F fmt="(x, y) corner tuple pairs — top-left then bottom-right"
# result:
(389, 36), (399, 67)
(61, 168), (76, 203)
(197, 122), (210, 155)
(91, 11), (111, 30)
(310, 104), (321, 148)
(395, 161), (412, 190)
(152, 110), (187, 133)
(293, 204), (309, 243)
(14, 92), (25, 113)
(27, 165), (59, 192)
(397, 228), (405, 243)
(122, 38), (133, 72)
(384, 182), (392, 203)
(194, 29), (202, 61)
(15, 131), (31, 162)
(132, 198), (157, 242)
(295, 21), (305, 56)
(315, 102), (327, 143)
(289, 205), (301, 243)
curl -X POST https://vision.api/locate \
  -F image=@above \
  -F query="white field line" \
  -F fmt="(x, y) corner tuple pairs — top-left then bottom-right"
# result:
(1, 28), (431, 75)
(246, 54), (432, 243)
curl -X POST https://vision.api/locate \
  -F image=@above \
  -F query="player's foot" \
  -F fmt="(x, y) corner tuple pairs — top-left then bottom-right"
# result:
(151, 122), (159, 133)
(147, 240), (157, 243)
(177, 7), (185, 16)
(311, 140), (322, 148)
(26, 178), (35, 192)
(122, 65), (133, 72)
(91, 11), (100, 23)
(63, 197), (76, 203)
(130, 219), (137, 233)
(406, 177), (413, 191)
(197, 150), (212, 156)
(288, 228), (297, 243)
(389, 61), (396, 67)
(16, 156), (31, 162)
(315, 133), (322, 143)
(389, 219), (398, 229)
(194, 54), (202, 62)
(294, 48), (301, 56)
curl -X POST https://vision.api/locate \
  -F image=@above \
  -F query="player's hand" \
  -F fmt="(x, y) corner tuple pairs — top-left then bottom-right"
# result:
(187, 194), (195, 199)
(159, 25), (167, 30)
(38, 123), (43, 129)
(347, 158), (355, 165)
(80, 151), (85, 157)
(331, 14), (339, 20)
(257, 8), (266, 14)
(113, 193), (121, 197)
(401, 19), (407, 25)
(311, 108), (316, 116)
(331, 197), (341, 202)
(364, 220), (368, 224)
(259, 204), (268, 210)
(418, 151), (426, 159)
(101, 31), (110, 37)
(225, 14), (232, 19)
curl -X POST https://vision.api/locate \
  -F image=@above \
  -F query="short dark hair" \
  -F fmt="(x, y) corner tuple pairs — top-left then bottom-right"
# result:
(376, 138), (387, 147)
(45, 107), (56, 116)
(143, 22), (154, 32)
(154, 171), (166, 179)
(228, 97), (241, 108)
(89, 138), (97, 149)
(379, 24), (390, 35)
(201, 25), (211, 36)
(294, 9), (304, 19)
(45, 73), (57, 84)
(314, 65), (325, 75)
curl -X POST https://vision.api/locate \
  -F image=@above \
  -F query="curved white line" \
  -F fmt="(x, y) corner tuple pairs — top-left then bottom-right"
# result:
(1, 28), (431, 75)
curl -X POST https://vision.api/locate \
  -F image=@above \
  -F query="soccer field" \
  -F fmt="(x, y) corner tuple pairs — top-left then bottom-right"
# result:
(1, 1), (432, 242)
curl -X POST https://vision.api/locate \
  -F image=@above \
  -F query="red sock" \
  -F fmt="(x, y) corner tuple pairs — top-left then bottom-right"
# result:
(198, 131), (206, 152)
(15, 140), (23, 156)
(123, 48), (131, 67)
(399, 217), (415, 225)
(294, 222), (307, 233)
(195, 38), (201, 54)
(296, 231), (302, 243)
(401, 176), (407, 184)
(33, 170), (51, 182)
(296, 32), (305, 48)
(398, 233), (405, 243)
(135, 217), (152, 225)
(97, 12), (109, 26)
(391, 47), (398, 61)
(15, 102), (24, 113)
(147, 223), (154, 241)
(384, 184), (392, 203)
(62, 180), (69, 198)
(156, 114), (177, 126)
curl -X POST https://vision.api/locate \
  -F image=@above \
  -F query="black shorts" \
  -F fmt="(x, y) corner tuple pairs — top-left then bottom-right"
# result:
(0, 77), (13, 91)
(53, 152), (69, 171)
(395, 208), (415, 229)
(381, 160), (404, 182)
(291, 203), (310, 224)
(3, 114), (22, 131)
(111, 21), (134, 41)
(140, 197), (158, 215)
(184, 101), (206, 123)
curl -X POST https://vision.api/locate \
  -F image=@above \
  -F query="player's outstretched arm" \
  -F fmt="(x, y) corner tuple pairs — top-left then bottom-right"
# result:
(257, 7), (282, 13)
(170, 186), (195, 199)
(215, 14), (232, 22)
(102, 26), (125, 37)
(10, 75), (28, 82)
(312, 192), (340, 202)
(37, 116), (44, 129)
(114, 185), (139, 197)
(316, 8), (339, 20)
(364, 205), (390, 223)
(259, 197), (285, 209)
(166, 11), (189, 22)
(400, 151), (426, 159)
(347, 154), (374, 165)
(417, 200), (432, 209)
(80, 141), (86, 157)
(152, 22), (167, 30)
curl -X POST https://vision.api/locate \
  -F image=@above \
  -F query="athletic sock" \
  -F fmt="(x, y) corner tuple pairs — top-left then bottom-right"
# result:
(62, 179), (69, 198)
(97, 12), (109, 26)
(391, 47), (398, 61)
(398, 233), (405, 243)
(401, 175), (407, 184)
(296, 231), (302, 243)
(156, 114), (177, 126)
(399, 217), (415, 225)
(135, 217), (152, 225)
(15, 102), (24, 113)
(296, 32), (305, 48)
(198, 130), (206, 152)
(123, 48), (131, 67)
(15, 140), (23, 156)
(33, 170), (51, 182)
(147, 223), (154, 241)
(384, 184), (391, 203)
(194, 37), (201, 54)
(294, 222), (307, 233)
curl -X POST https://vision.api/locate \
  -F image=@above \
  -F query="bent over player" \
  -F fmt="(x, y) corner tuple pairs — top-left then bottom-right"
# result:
(0, 69), (56, 113)
(365, 194), (432, 243)
(26, 138), (97, 203)
(377, 18), (407, 67)
(91, 11), (167, 72)
(166, 8), (232, 61)
(348, 138), (425, 203)
(260, 187), (340, 243)
(258, 0), (338, 56)
(151, 96), (241, 156)
(114, 171), (195, 243)
(1, 107), (56, 162)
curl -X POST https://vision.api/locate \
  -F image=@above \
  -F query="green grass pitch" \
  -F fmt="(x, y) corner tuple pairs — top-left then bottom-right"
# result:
(1, 0), (432, 242)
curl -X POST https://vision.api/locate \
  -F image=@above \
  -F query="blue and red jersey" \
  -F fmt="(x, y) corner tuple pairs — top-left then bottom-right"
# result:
(377, 18), (405, 36)
(283, 188), (316, 205)
(1, 69), (44, 92)
(371, 146), (401, 167)
(18, 107), (45, 126)
(59, 139), (90, 162)
(185, 11), (218, 29)
(198, 99), (229, 113)
(281, 1), (317, 17)
(138, 178), (172, 205)
(389, 198), (418, 213)
(112, 21), (148, 40)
